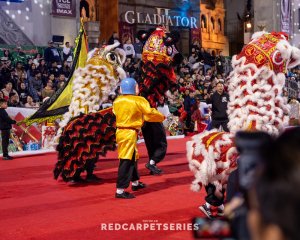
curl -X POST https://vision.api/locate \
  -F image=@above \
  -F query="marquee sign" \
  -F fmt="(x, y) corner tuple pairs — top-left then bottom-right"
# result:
(124, 7), (198, 29)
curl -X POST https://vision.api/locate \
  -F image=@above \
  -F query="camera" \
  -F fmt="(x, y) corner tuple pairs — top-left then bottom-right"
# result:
(193, 131), (273, 239)
(193, 217), (234, 239)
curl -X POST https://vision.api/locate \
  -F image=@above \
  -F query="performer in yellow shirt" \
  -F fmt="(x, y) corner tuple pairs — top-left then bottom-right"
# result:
(113, 78), (165, 199)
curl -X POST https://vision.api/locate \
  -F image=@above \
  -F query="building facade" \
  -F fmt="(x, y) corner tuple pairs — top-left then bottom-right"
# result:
(200, 0), (229, 55)
(0, 0), (81, 46)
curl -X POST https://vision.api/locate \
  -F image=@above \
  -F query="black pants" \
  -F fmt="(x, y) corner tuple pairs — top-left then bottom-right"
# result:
(116, 153), (140, 189)
(211, 120), (229, 132)
(142, 122), (167, 164)
(205, 183), (225, 207)
(1, 129), (10, 157)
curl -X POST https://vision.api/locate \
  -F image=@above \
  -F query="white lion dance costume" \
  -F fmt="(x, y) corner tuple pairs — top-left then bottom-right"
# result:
(187, 32), (300, 207)
(54, 42), (126, 182)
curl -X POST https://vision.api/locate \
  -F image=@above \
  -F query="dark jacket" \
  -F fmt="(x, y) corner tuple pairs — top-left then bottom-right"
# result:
(0, 108), (16, 130)
(207, 91), (229, 121)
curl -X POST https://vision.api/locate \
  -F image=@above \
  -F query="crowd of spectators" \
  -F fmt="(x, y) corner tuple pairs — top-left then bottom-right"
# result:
(0, 41), (70, 109)
(1, 35), (300, 134)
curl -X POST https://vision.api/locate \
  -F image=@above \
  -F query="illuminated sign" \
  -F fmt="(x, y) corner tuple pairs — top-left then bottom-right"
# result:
(124, 7), (198, 29)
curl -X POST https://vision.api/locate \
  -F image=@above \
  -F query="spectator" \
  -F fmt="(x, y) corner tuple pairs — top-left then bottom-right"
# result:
(0, 61), (12, 89)
(57, 80), (65, 90)
(123, 58), (134, 76)
(55, 73), (66, 89)
(8, 92), (20, 107)
(43, 40), (61, 66)
(248, 128), (300, 240)
(0, 98), (16, 160)
(108, 32), (120, 45)
(215, 51), (225, 74)
(41, 80), (55, 100)
(17, 72), (27, 89)
(123, 38), (135, 59)
(15, 46), (25, 57)
(133, 38), (143, 59)
(38, 59), (49, 84)
(59, 61), (70, 79)
(26, 63), (37, 80)
(191, 96), (209, 133)
(18, 82), (29, 106)
(207, 81), (229, 132)
(1, 82), (19, 102)
(24, 58), (33, 71)
(183, 89), (193, 131)
(33, 53), (42, 67)
(48, 61), (60, 78)
(15, 62), (26, 80)
(63, 42), (72, 62)
(157, 96), (171, 127)
(24, 95), (39, 108)
(29, 71), (43, 102)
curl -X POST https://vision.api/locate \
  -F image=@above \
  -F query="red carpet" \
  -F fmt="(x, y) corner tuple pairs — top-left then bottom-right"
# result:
(0, 138), (206, 240)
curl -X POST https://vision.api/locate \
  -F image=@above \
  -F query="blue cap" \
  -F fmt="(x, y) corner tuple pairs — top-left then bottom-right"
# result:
(120, 78), (137, 95)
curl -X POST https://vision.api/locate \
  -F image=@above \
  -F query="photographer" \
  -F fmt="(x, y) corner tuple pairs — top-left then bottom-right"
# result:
(194, 129), (300, 239)
(247, 128), (300, 240)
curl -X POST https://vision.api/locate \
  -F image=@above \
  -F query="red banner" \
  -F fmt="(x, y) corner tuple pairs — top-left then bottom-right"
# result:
(52, 0), (76, 18)
(190, 28), (201, 47)
(119, 22), (135, 45)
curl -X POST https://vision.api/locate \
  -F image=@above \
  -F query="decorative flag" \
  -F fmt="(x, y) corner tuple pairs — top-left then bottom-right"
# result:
(21, 21), (88, 126)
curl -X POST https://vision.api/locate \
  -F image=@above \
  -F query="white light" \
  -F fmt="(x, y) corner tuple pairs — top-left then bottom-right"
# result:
(41, 11), (44, 15)
(21, 26), (25, 30)
(11, 14), (15, 19)
(25, 16), (29, 20)
(26, 7), (29, 12)
(6, 1), (10, 5)
(39, 4), (43, 8)
(5, 10), (9, 14)
(17, 10), (21, 14)
(34, 0), (38, 4)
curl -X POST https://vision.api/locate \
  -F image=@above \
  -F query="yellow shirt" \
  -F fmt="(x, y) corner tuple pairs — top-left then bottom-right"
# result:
(113, 95), (165, 160)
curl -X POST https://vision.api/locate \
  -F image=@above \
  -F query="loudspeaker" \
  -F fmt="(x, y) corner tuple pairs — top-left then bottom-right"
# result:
(52, 35), (64, 44)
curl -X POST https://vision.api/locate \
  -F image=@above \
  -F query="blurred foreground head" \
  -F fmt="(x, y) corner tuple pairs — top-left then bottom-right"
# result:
(248, 127), (300, 240)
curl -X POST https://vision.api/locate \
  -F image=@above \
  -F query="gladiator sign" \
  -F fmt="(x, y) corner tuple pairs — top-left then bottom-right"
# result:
(124, 7), (198, 29)
(52, 0), (76, 17)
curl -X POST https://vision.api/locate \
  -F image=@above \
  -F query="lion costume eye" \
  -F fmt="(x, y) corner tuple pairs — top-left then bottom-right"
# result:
(106, 52), (118, 64)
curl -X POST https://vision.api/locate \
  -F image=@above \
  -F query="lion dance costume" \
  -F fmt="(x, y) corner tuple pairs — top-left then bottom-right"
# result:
(53, 42), (126, 181)
(54, 27), (182, 181)
(137, 27), (182, 173)
(187, 32), (300, 213)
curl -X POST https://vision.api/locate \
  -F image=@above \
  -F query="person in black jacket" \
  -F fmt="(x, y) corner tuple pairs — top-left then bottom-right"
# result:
(0, 99), (16, 160)
(207, 81), (229, 132)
